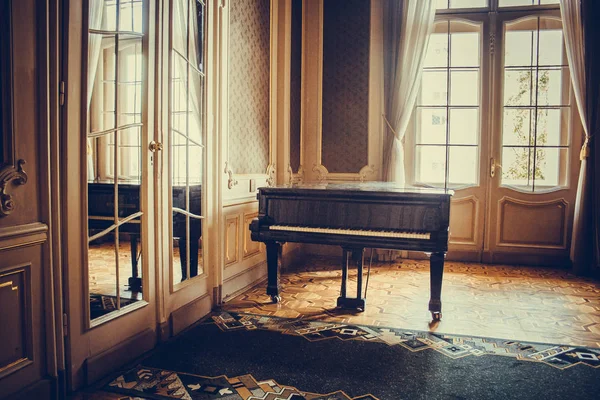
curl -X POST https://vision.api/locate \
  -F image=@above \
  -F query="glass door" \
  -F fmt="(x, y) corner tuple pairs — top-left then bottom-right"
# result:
(485, 9), (580, 263)
(169, 0), (206, 289)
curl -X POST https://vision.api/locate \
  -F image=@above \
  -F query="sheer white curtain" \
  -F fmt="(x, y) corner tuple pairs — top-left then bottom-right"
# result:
(382, 0), (436, 185)
(87, 0), (104, 181)
(560, 0), (592, 273)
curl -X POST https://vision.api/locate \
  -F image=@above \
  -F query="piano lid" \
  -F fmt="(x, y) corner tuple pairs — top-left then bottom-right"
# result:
(258, 182), (454, 196)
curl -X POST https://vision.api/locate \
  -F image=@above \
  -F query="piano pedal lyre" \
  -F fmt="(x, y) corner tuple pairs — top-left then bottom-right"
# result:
(336, 247), (367, 312)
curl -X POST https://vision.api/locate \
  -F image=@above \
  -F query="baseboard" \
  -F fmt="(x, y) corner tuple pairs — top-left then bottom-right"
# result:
(482, 251), (570, 267)
(157, 320), (171, 343)
(7, 377), (54, 400)
(170, 293), (212, 336)
(222, 261), (267, 301)
(85, 328), (155, 386)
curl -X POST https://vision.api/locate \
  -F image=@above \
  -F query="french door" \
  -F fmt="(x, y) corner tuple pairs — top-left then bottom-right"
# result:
(410, 1), (581, 265)
(484, 10), (581, 265)
(63, 0), (215, 391)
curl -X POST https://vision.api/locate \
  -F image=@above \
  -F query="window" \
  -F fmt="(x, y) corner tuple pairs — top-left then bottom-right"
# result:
(412, 1), (570, 191)
(169, 0), (206, 283)
(89, 0), (144, 183)
(415, 20), (482, 188)
(501, 17), (569, 190)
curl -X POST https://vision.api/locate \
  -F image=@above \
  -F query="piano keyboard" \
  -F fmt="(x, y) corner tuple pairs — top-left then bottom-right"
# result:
(269, 225), (431, 240)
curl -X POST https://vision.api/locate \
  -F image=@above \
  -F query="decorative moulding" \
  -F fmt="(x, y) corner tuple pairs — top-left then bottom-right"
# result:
(312, 163), (329, 182)
(265, 164), (276, 187)
(0, 159), (27, 217)
(224, 161), (238, 190)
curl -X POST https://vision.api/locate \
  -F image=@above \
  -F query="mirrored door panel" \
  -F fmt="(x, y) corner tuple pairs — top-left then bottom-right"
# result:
(170, 0), (206, 286)
(87, 0), (146, 322)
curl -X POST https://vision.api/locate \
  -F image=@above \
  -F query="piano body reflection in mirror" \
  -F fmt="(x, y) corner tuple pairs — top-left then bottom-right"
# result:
(250, 182), (453, 320)
(88, 182), (202, 290)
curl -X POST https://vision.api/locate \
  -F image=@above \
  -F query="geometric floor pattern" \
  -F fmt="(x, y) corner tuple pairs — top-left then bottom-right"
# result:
(224, 256), (600, 348)
(213, 312), (600, 370)
(106, 364), (378, 400)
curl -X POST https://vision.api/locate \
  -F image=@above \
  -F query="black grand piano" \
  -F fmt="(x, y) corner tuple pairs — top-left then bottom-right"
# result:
(88, 182), (202, 290)
(250, 182), (452, 320)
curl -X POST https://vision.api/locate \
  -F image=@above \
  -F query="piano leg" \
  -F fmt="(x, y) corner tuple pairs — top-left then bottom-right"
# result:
(266, 241), (282, 303)
(128, 234), (142, 292)
(428, 251), (445, 321)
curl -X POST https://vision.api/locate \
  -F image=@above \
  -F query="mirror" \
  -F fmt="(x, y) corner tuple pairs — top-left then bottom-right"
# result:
(86, 0), (145, 321)
(170, 0), (206, 286)
(289, 0), (302, 174)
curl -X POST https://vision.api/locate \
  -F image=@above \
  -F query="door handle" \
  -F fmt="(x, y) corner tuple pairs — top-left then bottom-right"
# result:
(490, 158), (502, 178)
(149, 141), (163, 152)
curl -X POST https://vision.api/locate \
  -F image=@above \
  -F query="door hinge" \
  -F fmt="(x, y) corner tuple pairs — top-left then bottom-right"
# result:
(59, 81), (65, 106)
(63, 312), (68, 336)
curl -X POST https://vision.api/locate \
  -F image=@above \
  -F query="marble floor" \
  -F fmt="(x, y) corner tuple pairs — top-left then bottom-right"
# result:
(222, 255), (600, 349)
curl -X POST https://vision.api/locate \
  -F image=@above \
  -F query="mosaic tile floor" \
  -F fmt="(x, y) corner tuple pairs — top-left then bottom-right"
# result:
(222, 256), (600, 349)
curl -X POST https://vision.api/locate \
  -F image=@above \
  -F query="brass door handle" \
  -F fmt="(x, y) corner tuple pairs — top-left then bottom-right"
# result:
(490, 157), (502, 178)
(149, 141), (163, 152)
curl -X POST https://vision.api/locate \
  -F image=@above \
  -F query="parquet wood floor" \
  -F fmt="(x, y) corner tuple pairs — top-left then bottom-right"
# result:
(222, 255), (600, 348)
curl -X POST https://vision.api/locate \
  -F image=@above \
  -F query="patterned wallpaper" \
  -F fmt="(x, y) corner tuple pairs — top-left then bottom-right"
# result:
(321, 0), (370, 174)
(290, 0), (302, 172)
(228, 0), (271, 175)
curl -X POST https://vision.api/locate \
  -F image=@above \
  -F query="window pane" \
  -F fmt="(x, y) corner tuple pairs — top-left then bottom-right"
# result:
(189, 71), (203, 145)
(436, 0), (449, 10)
(191, 0), (205, 72)
(450, 32), (479, 67)
(420, 71), (448, 106)
(538, 29), (563, 66)
(535, 108), (568, 147)
(417, 108), (447, 145)
(119, 0), (144, 33)
(189, 143), (203, 185)
(450, 70), (478, 106)
(500, 0), (534, 6)
(536, 68), (566, 106)
(449, 146), (478, 184)
(505, 31), (536, 67)
(103, 1), (118, 31)
(449, 108), (478, 145)
(503, 108), (533, 146)
(173, 0), (188, 55)
(533, 147), (565, 187)
(416, 146), (446, 184)
(504, 69), (533, 106)
(502, 147), (533, 188)
(450, 0), (487, 8)
(424, 33), (449, 68)
(172, 54), (188, 137)
(500, 0), (559, 6)
(172, 133), (187, 185)
(118, 127), (141, 181)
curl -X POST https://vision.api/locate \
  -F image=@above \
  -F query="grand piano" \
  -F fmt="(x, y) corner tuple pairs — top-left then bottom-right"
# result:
(88, 182), (202, 290)
(250, 182), (452, 320)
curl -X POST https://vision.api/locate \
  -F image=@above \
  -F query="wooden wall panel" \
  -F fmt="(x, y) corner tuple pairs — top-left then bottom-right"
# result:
(224, 215), (239, 267)
(497, 197), (568, 249)
(449, 197), (478, 245)
(243, 212), (261, 259)
(0, 266), (31, 379)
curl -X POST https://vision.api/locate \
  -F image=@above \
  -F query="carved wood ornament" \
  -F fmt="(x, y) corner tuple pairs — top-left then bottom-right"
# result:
(0, 159), (27, 217)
